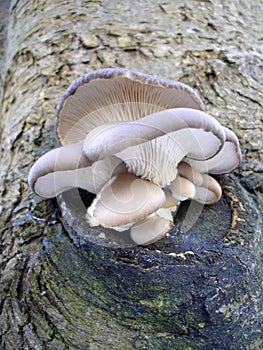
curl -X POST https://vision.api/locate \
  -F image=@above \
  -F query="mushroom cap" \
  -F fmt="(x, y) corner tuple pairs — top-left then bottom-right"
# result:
(28, 140), (91, 197)
(168, 176), (197, 201)
(31, 156), (126, 198)
(178, 162), (203, 186)
(130, 209), (173, 245)
(55, 68), (205, 146)
(194, 174), (222, 204)
(185, 127), (242, 174)
(86, 173), (166, 229)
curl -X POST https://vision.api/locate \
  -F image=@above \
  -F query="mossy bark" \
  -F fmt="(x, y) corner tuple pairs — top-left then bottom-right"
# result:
(0, 1), (262, 349)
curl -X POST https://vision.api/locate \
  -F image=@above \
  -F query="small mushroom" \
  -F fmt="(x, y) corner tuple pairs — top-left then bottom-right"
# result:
(28, 141), (91, 197)
(168, 176), (197, 201)
(87, 173), (166, 230)
(29, 148), (126, 198)
(130, 208), (174, 245)
(178, 162), (203, 186)
(193, 173), (222, 204)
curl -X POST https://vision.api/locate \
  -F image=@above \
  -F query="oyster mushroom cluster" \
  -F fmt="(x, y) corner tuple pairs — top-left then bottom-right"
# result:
(28, 68), (241, 245)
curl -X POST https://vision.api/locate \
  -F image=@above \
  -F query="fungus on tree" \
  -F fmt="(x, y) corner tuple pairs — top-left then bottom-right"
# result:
(28, 68), (241, 246)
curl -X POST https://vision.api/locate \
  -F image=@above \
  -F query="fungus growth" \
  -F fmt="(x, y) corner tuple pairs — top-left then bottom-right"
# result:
(28, 68), (241, 246)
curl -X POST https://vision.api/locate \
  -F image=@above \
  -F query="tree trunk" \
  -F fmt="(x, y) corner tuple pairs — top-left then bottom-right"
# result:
(1, 1), (262, 349)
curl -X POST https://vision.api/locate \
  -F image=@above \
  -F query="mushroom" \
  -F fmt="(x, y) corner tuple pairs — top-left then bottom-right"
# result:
(28, 68), (242, 247)
(185, 127), (242, 174)
(29, 146), (126, 198)
(168, 176), (197, 201)
(87, 173), (166, 231)
(55, 68), (205, 146)
(28, 140), (91, 197)
(112, 108), (226, 186)
(178, 162), (203, 186)
(193, 173), (222, 204)
(130, 208), (174, 245)
(174, 162), (222, 204)
(30, 68), (206, 197)
(84, 107), (225, 163)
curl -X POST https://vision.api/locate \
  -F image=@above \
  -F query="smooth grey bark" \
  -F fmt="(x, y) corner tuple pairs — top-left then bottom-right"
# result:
(0, 1), (262, 349)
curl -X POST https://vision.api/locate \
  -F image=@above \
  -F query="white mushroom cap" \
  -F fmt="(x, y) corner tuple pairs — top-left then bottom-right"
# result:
(178, 162), (203, 186)
(168, 176), (197, 201)
(55, 68), (205, 145)
(185, 127), (242, 174)
(193, 174), (222, 204)
(130, 208), (173, 245)
(86, 173), (166, 229)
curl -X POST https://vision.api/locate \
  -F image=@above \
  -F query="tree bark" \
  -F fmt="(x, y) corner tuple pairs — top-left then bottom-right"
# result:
(0, 1), (262, 349)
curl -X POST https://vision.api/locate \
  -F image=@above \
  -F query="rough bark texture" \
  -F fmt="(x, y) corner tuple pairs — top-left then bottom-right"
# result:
(0, 1), (262, 349)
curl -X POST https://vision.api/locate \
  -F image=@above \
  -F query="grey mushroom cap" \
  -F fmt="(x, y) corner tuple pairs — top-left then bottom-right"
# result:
(28, 139), (126, 198)
(84, 108), (226, 164)
(193, 174), (222, 204)
(55, 68), (205, 146)
(185, 127), (242, 174)
(28, 141), (91, 195)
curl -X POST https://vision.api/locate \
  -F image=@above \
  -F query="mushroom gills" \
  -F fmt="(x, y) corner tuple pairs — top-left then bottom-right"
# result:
(56, 68), (205, 145)
(116, 124), (223, 187)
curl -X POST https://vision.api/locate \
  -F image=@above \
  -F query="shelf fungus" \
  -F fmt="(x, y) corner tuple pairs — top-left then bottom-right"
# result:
(28, 68), (241, 246)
